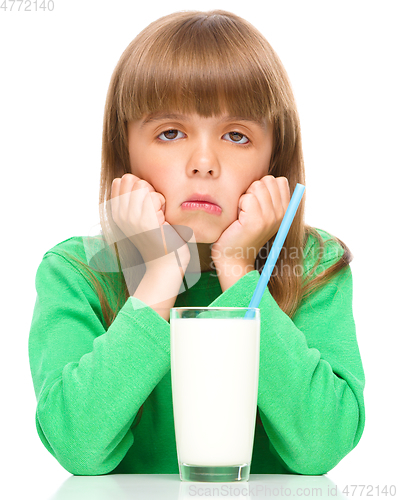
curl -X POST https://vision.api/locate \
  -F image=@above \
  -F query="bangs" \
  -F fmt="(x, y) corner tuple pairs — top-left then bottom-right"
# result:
(117, 12), (282, 124)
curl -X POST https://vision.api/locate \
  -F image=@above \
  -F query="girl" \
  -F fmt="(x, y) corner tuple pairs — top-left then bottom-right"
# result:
(28, 9), (365, 476)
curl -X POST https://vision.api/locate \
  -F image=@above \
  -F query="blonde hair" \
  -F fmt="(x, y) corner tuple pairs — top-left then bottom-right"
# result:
(69, 8), (352, 333)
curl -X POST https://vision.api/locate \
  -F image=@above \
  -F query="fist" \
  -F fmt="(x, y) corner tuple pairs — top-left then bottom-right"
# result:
(110, 173), (190, 269)
(211, 175), (290, 266)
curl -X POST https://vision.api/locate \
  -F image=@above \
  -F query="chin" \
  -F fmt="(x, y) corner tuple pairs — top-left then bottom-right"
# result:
(195, 236), (217, 244)
(167, 213), (222, 244)
(177, 225), (220, 245)
(191, 227), (221, 244)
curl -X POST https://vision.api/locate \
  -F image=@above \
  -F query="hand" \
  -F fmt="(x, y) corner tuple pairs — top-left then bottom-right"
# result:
(110, 174), (191, 269)
(211, 175), (290, 271)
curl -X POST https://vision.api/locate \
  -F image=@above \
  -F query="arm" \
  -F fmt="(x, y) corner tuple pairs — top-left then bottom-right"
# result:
(28, 251), (181, 475)
(133, 251), (188, 322)
(213, 259), (254, 293)
(208, 262), (365, 475)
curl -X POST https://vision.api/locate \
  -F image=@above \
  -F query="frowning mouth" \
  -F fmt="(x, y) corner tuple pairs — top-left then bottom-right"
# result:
(181, 200), (222, 215)
(182, 193), (220, 206)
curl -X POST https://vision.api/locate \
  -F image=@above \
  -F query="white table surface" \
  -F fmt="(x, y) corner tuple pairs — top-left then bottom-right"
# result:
(47, 474), (347, 500)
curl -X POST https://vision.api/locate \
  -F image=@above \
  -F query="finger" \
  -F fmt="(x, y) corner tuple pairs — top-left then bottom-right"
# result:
(131, 176), (155, 192)
(261, 176), (285, 220)
(139, 192), (163, 232)
(119, 173), (142, 195)
(156, 195), (166, 225)
(145, 192), (166, 227)
(156, 192), (166, 214)
(246, 178), (274, 216)
(238, 192), (262, 224)
(118, 174), (142, 217)
(124, 176), (154, 219)
(110, 178), (121, 221)
(275, 176), (290, 212)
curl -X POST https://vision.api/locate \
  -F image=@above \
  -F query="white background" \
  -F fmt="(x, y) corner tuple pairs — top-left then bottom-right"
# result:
(1, 0), (397, 498)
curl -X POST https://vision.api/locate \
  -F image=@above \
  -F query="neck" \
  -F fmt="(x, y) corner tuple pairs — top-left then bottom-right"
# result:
(185, 242), (213, 274)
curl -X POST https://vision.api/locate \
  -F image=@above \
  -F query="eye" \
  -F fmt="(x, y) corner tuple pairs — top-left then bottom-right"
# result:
(158, 129), (184, 142)
(223, 131), (250, 145)
(156, 129), (251, 146)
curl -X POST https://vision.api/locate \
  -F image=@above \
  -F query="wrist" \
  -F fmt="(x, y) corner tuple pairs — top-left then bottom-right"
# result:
(145, 250), (189, 275)
(214, 258), (255, 274)
(214, 259), (255, 292)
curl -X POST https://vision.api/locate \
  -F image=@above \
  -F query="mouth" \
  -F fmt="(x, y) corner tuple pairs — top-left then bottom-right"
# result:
(181, 193), (222, 216)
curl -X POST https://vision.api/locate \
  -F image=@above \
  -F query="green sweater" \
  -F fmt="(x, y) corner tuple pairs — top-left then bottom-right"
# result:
(28, 228), (365, 476)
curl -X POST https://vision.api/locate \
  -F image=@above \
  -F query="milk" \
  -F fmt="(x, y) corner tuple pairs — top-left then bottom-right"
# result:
(170, 316), (260, 466)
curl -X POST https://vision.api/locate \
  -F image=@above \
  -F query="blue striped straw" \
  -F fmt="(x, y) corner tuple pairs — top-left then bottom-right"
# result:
(244, 183), (306, 319)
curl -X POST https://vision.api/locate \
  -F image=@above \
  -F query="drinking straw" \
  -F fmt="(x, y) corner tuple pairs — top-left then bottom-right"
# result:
(244, 183), (305, 319)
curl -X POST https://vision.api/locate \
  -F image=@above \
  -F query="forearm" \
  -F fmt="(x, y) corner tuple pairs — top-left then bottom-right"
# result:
(214, 260), (255, 293)
(30, 252), (175, 475)
(208, 266), (365, 475)
(256, 311), (363, 475)
(133, 251), (188, 322)
(33, 290), (172, 475)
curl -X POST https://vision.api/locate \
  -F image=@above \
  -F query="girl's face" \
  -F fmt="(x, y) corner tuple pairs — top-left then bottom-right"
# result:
(127, 111), (273, 244)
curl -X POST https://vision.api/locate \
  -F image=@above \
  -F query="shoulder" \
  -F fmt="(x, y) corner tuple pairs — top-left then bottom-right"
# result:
(44, 235), (87, 260)
(302, 227), (348, 276)
(41, 233), (120, 274)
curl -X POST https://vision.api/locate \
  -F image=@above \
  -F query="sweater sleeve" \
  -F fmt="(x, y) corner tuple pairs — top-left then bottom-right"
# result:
(208, 263), (365, 475)
(28, 252), (171, 475)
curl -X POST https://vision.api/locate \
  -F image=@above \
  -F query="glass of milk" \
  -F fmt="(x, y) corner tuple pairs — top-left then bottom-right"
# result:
(170, 307), (260, 482)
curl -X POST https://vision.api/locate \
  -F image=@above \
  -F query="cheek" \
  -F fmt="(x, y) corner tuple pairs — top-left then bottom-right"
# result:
(147, 171), (172, 197)
(128, 142), (156, 178)
(128, 150), (155, 181)
(128, 148), (142, 177)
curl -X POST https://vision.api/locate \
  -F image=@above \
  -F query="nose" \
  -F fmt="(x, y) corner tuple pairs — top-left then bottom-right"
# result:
(186, 141), (220, 177)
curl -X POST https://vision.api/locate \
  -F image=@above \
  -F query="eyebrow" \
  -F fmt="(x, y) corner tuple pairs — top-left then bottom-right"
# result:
(140, 113), (268, 132)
